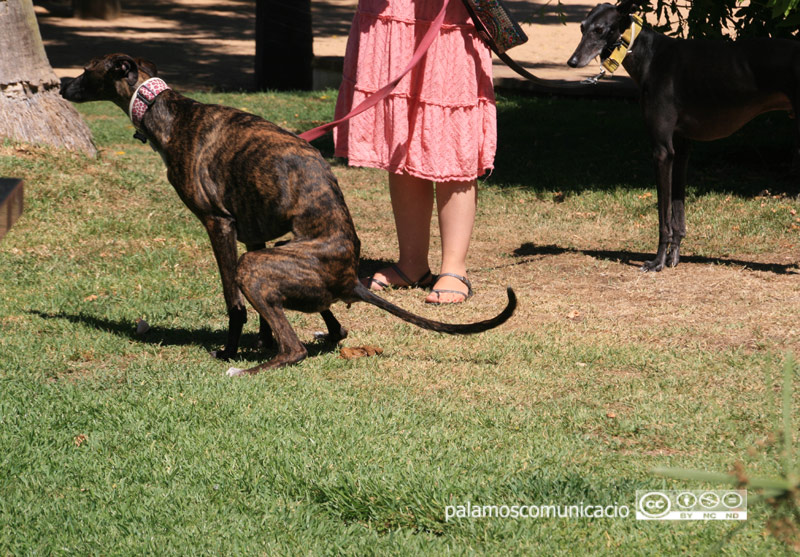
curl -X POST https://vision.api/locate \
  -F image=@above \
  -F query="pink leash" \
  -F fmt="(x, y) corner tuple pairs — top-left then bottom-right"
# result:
(298, 0), (450, 142)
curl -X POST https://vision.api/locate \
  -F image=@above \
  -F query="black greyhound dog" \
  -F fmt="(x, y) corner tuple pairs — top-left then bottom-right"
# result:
(568, 0), (800, 271)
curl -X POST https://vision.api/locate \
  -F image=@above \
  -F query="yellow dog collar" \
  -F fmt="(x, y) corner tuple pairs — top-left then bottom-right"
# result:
(602, 14), (643, 73)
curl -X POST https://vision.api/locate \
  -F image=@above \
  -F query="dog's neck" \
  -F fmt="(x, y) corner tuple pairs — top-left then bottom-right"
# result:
(128, 77), (171, 135)
(602, 13), (644, 74)
(620, 26), (658, 87)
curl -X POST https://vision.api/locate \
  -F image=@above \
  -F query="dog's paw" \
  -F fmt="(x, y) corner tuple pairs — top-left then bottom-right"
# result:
(666, 247), (681, 268)
(313, 327), (348, 343)
(640, 259), (664, 272)
(226, 367), (245, 377)
(210, 349), (235, 361)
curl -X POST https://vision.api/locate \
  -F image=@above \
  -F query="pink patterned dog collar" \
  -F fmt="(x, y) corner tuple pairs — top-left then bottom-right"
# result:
(128, 78), (171, 129)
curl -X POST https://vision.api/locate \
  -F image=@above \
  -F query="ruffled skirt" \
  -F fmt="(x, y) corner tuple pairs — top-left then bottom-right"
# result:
(333, 0), (497, 182)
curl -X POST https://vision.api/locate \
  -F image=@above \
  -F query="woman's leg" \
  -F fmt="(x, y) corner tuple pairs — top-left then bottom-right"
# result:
(365, 172), (434, 289)
(425, 179), (477, 304)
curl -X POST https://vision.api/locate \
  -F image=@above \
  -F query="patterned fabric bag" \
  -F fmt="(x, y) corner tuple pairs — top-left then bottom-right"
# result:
(461, 0), (528, 54)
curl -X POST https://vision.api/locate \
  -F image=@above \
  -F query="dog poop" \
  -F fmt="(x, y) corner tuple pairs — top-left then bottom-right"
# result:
(340, 345), (384, 360)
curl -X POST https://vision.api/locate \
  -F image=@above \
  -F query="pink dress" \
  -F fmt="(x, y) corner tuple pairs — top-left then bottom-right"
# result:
(333, 0), (496, 182)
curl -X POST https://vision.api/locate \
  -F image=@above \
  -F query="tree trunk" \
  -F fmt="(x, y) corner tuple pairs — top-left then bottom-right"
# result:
(0, 0), (96, 156)
(255, 0), (313, 91)
(72, 0), (121, 20)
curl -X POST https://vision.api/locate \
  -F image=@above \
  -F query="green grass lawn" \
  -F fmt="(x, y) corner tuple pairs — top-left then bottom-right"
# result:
(0, 90), (797, 554)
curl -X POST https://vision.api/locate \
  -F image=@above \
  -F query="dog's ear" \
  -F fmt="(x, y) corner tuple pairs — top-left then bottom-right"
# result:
(617, 0), (644, 15)
(110, 54), (140, 86)
(136, 58), (158, 78)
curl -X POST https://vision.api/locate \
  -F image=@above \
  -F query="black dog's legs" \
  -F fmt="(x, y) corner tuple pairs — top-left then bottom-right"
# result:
(666, 135), (690, 267)
(204, 216), (248, 360)
(642, 108), (677, 272)
(642, 144), (673, 271)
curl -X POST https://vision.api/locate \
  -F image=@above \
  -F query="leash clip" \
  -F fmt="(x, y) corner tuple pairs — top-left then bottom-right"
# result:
(582, 69), (606, 85)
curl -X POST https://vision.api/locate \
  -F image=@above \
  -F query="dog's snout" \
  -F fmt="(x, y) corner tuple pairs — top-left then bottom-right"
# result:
(567, 56), (579, 68)
(60, 76), (86, 102)
(59, 78), (72, 97)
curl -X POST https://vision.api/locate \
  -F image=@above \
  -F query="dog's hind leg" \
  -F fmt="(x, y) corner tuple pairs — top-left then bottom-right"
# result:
(246, 243), (346, 347)
(319, 309), (348, 343)
(226, 296), (307, 376)
(227, 243), (348, 375)
(667, 135), (690, 268)
(246, 242), (276, 349)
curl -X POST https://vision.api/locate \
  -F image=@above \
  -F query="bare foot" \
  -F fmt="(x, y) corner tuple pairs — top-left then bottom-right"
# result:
(362, 264), (433, 291)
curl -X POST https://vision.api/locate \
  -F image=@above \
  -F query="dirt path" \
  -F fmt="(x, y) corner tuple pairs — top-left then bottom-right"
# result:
(35, 0), (630, 91)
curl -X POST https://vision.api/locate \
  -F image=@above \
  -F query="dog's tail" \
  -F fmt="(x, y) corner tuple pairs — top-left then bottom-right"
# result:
(352, 283), (516, 334)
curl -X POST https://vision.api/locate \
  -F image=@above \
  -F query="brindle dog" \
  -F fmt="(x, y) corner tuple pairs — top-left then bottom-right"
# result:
(61, 54), (516, 375)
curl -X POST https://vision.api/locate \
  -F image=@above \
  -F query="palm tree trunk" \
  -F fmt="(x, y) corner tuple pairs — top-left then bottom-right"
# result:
(0, 0), (96, 155)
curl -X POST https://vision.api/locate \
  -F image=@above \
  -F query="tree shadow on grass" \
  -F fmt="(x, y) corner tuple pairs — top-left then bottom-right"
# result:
(26, 310), (342, 362)
(508, 242), (800, 274)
